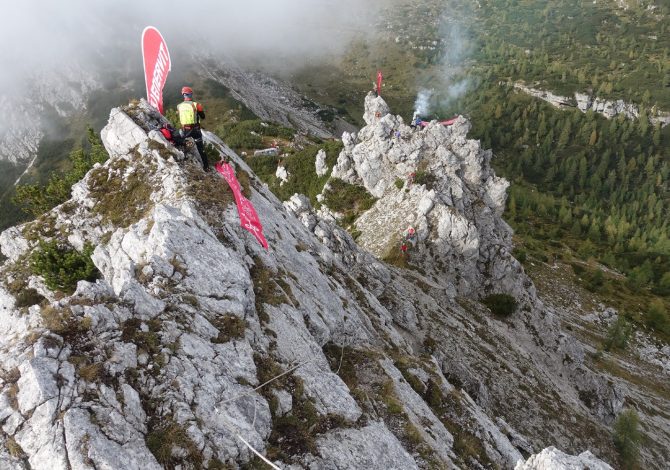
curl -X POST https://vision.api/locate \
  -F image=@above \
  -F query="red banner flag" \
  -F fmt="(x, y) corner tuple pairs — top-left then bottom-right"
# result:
(215, 162), (269, 250)
(376, 71), (383, 97)
(141, 26), (171, 114)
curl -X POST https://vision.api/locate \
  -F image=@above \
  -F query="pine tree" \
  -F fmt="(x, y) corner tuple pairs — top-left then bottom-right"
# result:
(557, 120), (572, 149)
(652, 125), (661, 147)
(578, 155), (588, 189)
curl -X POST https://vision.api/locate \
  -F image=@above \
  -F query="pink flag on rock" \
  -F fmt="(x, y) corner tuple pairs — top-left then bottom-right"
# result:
(215, 162), (269, 250)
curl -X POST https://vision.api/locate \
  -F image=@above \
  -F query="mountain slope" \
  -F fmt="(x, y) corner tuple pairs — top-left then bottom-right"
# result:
(0, 97), (653, 469)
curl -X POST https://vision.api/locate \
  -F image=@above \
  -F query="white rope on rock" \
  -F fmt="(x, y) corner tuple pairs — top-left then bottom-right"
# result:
(218, 359), (311, 406)
(238, 434), (282, 470)
(214, 359), (312, 469)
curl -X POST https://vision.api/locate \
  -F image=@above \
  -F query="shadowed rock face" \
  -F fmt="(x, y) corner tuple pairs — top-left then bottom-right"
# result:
(194, 54), (342, 140)
(0, 98), (628, 469)
(0, 66), (102, 166)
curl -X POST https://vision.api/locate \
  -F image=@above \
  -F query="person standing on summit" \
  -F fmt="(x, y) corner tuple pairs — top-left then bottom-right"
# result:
(178, 86), (209, 170)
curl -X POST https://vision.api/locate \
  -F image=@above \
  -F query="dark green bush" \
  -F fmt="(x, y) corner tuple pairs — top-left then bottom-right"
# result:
(323, 178), (376, 213)
(482, 294), (518, 317)
(514, 248), (527, 264)
(644, 299), (669, 334)
(584, 269), (605, 293)
(30, 241), (100, 293)
(571, 263), (586, 276)
(413, 170), (437, 190)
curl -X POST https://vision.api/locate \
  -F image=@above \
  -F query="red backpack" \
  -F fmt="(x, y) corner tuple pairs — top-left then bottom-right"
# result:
(160, 125), (174, 142)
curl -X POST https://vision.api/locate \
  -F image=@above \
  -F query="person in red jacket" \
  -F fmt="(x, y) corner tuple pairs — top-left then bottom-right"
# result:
(177, 86), (209, 170)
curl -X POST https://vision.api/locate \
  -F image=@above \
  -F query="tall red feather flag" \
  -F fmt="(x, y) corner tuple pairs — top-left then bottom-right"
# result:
(376, 71), (383, 96)
(142, 26), (171, 114)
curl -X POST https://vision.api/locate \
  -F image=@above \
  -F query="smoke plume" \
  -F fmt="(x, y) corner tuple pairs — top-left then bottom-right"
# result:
(411, 12), (474, 118)
(413, 89), (433, 117)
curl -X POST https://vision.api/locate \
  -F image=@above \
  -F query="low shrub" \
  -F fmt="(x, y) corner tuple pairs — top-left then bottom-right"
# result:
(603, 315), (633, 352)
(146, 417), (203, 468)
(30, 241), (100, 293)
(15, 288), (46, 308)
(413, 170), (437, 190)
(482, 293), (518, 317)
(514, 248), (527, 264)
(211, 314), (247, 343)
(87, 158), (153, 227)
(322, 178), (377, 225)
(571, 263), (586, 276)
(40, 305), (91, 339)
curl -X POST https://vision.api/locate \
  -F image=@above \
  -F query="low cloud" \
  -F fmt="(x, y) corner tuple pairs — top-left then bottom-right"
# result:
(1, 1), (384, 94)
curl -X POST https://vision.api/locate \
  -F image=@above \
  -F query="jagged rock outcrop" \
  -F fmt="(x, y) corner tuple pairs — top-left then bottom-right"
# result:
(315, 149), (328, 177)
(513, 84), (574, 109)
(0, 98), (636, 469)
(515, 446), (613, 470)
(574, 92), (639, 120)
(332, 92), (526, 301)
(276, 164), (289, 185)
(514, 82), (670, 127)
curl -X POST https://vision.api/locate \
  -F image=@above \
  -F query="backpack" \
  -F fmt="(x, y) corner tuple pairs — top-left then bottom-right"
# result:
(159, 125), (174, 142)
(159, 124), (186, 146)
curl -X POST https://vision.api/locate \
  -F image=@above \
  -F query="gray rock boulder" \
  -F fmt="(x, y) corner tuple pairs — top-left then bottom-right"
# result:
(315, 149), (329, 177)
(515, 446), (613, 470)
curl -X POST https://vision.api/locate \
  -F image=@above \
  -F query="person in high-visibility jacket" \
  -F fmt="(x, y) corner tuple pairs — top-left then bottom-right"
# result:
(178, 86), (209, 170)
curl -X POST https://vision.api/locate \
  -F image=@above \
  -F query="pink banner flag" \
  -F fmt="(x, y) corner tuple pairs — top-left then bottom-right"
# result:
(141, 26), (171, 114)
(376, 71), (383, 96)
(215, 162), (269, 250)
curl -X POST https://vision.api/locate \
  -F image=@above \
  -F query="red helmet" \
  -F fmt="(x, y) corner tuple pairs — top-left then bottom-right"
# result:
(181, 86), (193, 95)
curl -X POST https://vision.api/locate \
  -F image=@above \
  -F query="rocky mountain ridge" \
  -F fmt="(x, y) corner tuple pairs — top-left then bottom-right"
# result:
(0, 96), (650, 469)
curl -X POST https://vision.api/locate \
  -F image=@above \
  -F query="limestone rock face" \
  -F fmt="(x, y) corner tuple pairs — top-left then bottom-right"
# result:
(332, 92), (523, 302)
(315, 149), (329, 177)
(515, 446), (614, 470)
(516, 82), (670, 127)
(0, 96), (646, 469)
(193, 54), (339, 139)
(276, 164), (289, 185)
(575, 93), (640, 120)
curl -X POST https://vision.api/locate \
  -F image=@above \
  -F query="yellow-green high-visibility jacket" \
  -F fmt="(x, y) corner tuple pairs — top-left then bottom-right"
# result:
(177, 101), (204, 127)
